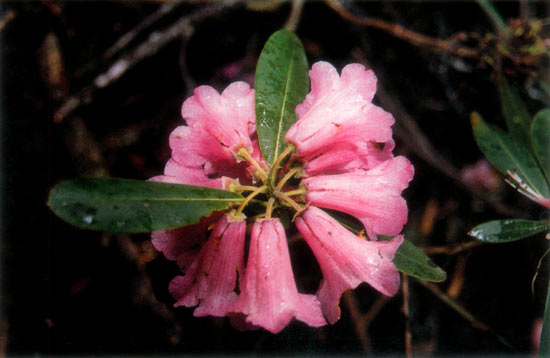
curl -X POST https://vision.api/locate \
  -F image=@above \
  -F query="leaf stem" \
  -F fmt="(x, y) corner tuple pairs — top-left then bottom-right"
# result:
(238, 148), (268, 183)
(475, 0), (507, 34)
(275, 167), (300, 191)
(236, 185), (267, 215)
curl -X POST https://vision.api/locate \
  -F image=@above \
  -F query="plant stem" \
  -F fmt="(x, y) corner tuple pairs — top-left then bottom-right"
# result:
(475, 0), (507, 33)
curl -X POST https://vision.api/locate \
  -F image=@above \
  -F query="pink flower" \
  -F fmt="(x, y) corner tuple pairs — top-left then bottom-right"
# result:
(151, 81), (261, 189)
(169, 214), (246, 317)
(304, 156), (414, 238)
(460, 159), (502, 194)
(295, 207), (403, 323)
(285, 62), (394, 159)
(230, 218), (326, 333)
(151, 60), (413, 334)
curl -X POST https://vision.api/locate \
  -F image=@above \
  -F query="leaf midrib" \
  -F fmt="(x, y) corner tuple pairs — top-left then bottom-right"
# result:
(273, 44), (296, 164)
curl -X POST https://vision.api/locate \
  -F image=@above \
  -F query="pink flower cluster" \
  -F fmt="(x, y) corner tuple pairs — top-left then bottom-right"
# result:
(150, 61), (414, 333)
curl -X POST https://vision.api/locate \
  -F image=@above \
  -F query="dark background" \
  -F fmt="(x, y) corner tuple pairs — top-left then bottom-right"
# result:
(2, 1), (549, 355)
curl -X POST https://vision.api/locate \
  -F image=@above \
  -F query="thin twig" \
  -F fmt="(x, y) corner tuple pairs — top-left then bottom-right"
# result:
(446, 254), (468, 299)
(284, 0), (305, 32)
(74, 0), (186, 79)
(342, 291), (371, 353)
(402, 274), (413, 358)
(416, 279), (514, 350)
(422, 241), (483, 255)
(342, 291), (391, 353)
(326, 0), (478, 58)
(0, 9), (16, 31)
(54, 1), (241, 122)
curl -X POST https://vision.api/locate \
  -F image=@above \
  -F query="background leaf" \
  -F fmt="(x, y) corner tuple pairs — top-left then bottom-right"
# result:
(498, 75), (532, 144)
(469, 219), (550, 243)
(48, 178), (243, 233)
(393, 239), (447, 282)
(471, 112), (550, 200)
(255, 29), (309, 164)
(531, 109), (550, 181)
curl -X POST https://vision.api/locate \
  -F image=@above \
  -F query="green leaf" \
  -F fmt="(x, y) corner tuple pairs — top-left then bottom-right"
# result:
(255, 29), (309, 164)
(393, 239), (447, 282)
(471, 112), (550, 200)
(469, 219), (550, 243)
(541, 279), (550, 357)
(326, 210), (446, 282)
(498, 75), (532, 144)
(48, 178), (243, 233)
(531, 109), (550, 181)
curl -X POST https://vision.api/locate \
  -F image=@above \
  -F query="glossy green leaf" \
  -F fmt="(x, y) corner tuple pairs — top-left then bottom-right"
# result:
(255, 29), (309, 164)
(393, 239), (447, 282)
(541, 279), (550, 357)
(531, 109), (550, 181)
(469, 219), (550, 243)
(472, 112), (550, 200)
(498, 75), (531, 144)
(48, 178), (243, 233)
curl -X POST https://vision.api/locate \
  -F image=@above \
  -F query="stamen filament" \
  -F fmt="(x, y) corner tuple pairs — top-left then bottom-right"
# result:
(282, 187), (306, 197)
(238, 148), (268, 183)
(236, 185), (267, 215)
(275, 167), (300, 191)
(275, 190), (303, 212)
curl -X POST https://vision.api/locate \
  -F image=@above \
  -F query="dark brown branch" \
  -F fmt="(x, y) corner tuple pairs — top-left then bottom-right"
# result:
(54, 1), (242, 123)
(343, 291), (391, 353)
(402, 274), (413, 358)
(423, 241), (483, 255)
(74, 0), (187, 79)
(0, 9), (16, 31)
(326, 0), (478, 58)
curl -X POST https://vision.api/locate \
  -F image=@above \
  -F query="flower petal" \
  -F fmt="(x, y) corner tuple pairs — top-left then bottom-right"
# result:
(169, 125), (249, 184)
(286, 62), (390, 157)
(181, 82), (255, 153)
(150, 212), (222, 269)
(231, 218), (326, 333)
(304, 156), (414, 236)
(303, 139), (395, 176)
(169, 215), (246, 317)
(296, 206), (403, 324)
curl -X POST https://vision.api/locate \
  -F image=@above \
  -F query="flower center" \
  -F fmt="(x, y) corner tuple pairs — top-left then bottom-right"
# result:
(231, 144), (306, 219)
